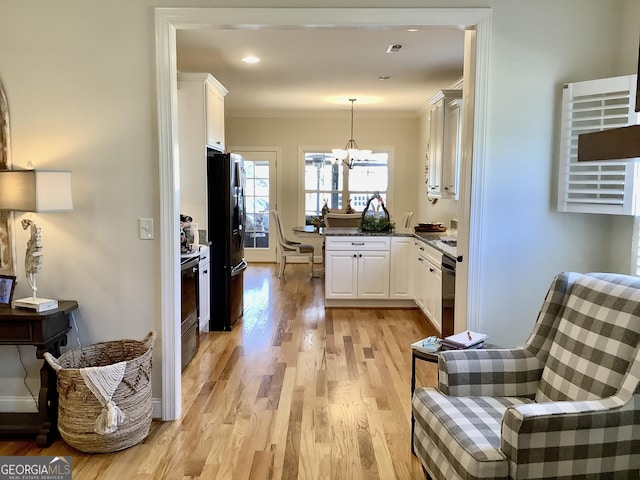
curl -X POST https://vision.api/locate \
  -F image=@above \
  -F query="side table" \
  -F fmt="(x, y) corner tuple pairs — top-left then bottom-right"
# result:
(0, 300), (78, 446)
(410, 342), (497, 455)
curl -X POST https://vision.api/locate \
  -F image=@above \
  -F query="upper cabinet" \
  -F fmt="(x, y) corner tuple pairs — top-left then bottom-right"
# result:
(178, 72), (228, 152)
(178, 73), (228, 229)
(426, 88), (463, 200)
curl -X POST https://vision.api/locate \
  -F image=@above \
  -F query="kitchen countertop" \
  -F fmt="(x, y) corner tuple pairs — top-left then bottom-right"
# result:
(323, 227), (459, 261)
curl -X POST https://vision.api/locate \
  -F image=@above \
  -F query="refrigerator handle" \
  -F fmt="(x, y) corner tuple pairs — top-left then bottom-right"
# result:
(231, 259), (248, 277)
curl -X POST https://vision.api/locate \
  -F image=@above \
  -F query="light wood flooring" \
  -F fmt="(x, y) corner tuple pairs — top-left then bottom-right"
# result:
(0, 263), (438, 479)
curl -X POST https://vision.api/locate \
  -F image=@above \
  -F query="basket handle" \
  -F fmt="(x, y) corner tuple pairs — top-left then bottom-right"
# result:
(43, 352), (63, 372)
(142, 331), (156, 348)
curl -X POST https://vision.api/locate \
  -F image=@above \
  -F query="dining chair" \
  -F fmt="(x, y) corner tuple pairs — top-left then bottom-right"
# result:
(401, 211), (414, 228)
(323, 212), (361, 228)
(271, 210), (315, 278)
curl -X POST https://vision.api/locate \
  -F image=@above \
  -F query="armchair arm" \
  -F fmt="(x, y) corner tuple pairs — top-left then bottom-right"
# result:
(501, 394), (640, 478)
(438, 348), (544, 398)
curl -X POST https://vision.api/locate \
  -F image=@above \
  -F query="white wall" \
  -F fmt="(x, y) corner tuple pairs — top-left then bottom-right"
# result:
(226, 114), (420, 252)
(0, 0), (637, 411)
(474, 0), (639, 347)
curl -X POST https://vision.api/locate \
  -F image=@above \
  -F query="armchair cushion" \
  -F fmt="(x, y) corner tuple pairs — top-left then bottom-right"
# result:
(413, 388), (532, 480)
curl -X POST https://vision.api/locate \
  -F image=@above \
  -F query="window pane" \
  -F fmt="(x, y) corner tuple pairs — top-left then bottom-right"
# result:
(305, 192), (342, 221)
(304, 153), (343, 191)
(348, 153), (388, 193)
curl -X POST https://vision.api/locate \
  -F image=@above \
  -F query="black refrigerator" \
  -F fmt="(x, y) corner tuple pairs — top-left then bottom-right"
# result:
(207, 149), (247, 331)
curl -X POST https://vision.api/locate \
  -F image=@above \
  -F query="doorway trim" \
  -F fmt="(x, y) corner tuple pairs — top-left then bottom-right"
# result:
(155, 7), (492, 420)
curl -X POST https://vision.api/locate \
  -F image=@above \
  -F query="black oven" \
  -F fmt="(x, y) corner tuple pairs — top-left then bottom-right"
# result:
(180, 256), (199, 370)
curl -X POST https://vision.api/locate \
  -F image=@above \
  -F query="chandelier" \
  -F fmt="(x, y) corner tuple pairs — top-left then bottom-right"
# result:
(332, 99), (371, 169)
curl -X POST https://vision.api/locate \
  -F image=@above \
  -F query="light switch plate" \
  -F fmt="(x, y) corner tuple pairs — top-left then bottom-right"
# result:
(139, 218), (154, 240)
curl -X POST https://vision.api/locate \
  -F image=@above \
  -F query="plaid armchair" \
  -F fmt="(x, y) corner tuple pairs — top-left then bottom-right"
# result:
(412, 272), (640, 479)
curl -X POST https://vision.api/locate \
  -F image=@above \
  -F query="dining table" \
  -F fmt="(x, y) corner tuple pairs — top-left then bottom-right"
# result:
(292, 225), (323, 237)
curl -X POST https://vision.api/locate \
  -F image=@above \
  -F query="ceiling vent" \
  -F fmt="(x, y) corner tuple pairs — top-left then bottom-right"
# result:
(386, 44), (403, 53)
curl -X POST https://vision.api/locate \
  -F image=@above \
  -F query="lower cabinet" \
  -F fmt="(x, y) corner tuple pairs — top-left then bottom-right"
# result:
(413, 240), (442, 334)
(325, 249), (390, 299)
(390, 237), (412, 299)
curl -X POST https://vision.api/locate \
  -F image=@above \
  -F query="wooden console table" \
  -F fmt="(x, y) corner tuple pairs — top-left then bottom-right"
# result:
(0, 300), (78, 446)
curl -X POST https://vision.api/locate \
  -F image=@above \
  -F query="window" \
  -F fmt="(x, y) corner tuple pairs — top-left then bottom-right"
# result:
(244, 159), (270, 248)
(303, 150), (390, 224)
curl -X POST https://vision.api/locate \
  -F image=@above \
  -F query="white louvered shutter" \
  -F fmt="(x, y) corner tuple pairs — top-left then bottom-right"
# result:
(557, 74), (640, 215)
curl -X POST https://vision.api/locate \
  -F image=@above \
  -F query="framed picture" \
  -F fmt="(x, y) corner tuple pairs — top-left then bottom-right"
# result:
(0, 274), (16, 307)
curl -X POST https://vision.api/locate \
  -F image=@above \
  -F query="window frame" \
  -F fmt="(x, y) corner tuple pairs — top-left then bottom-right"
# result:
(298, 146), (394, 224)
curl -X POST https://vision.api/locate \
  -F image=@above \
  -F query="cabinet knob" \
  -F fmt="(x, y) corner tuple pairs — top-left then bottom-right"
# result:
(359, 254), (362, 258)
(353, 254), (357, 258)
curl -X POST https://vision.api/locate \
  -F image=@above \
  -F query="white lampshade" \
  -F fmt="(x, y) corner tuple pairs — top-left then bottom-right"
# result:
(0, 170), (73, 212)
(332, 148), (348, 160)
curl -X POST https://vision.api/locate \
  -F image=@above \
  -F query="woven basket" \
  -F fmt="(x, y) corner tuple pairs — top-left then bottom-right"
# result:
(44, 331), (155, 453)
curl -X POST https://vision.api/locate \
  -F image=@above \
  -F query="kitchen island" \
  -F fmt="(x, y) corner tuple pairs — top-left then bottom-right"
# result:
(323, 228), (457, 315)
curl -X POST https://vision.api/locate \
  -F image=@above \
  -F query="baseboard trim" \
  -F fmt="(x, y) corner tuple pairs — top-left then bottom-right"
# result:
(0, 395), (164, 419)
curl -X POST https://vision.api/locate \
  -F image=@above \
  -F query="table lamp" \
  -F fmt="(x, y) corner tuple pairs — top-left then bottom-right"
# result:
(0, 169), (73, 311)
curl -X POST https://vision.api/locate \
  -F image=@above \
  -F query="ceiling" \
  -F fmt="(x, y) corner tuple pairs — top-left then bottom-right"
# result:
(176, 27), (465, 116)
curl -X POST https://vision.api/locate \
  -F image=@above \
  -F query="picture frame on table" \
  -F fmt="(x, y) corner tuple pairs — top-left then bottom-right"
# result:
(0, 274), (16, 307)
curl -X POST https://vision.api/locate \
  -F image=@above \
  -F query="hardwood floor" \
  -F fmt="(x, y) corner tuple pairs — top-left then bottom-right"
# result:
(0, 264), (438, 479)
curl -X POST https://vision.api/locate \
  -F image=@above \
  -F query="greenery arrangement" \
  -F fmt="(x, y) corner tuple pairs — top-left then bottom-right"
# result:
(360, 214), (394, 232)
(310, 216), (325, 228)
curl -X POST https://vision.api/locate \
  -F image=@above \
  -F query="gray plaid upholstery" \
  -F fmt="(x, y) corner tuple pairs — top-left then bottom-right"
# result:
(412, 272), (640, 480)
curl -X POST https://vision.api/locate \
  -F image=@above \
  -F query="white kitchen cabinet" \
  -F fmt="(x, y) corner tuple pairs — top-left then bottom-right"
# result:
(178, 72), (228, 231)
(413, 240), (442, 334)
(390, 237), (412, 299)
(427, 89), (462, 199)
(325, 250), (358, 299)
(325, 237), (390, 303)
(204, 79), (227, 150)
(198, 246), (210, 332)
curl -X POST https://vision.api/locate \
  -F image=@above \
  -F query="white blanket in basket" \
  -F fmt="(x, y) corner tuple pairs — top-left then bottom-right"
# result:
(80, 361), (127, 434)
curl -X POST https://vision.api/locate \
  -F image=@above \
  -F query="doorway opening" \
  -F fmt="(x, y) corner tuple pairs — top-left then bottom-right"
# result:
(156, 7), (491, 420)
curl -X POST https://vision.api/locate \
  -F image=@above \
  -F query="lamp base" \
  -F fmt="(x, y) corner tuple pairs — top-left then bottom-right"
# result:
(13, 297), (58, 312)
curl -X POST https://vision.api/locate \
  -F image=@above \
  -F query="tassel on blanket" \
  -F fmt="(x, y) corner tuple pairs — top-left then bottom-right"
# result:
(95, 400), (126, 434)
(80, 360), (127, 435)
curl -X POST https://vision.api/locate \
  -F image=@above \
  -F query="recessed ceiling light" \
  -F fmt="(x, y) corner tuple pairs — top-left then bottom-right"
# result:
(241, 56), (261, 64)
(406, 28), (418, 32)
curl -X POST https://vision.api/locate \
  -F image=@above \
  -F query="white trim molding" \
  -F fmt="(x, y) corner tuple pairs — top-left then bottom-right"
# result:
(155, 7), (492, 421)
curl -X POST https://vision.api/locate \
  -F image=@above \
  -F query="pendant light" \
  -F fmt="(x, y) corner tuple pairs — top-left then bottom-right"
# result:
(332, 99), (371, 169)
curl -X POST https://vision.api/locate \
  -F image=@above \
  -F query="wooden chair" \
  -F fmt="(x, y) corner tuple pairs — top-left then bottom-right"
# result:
(271, 210), (314, 278)
(323, 212), (361, 228)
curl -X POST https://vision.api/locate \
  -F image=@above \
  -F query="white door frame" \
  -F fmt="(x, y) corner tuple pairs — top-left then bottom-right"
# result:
(155, 7), (492, 420)
(231, 147), (279, 263)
